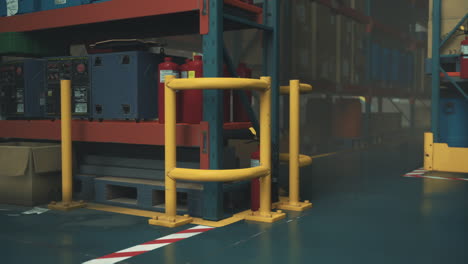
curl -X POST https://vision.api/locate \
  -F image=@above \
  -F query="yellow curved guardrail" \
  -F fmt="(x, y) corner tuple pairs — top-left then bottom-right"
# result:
(149, 76), (285, 228)
(279, 153), (313, 167)
(277, 80), (313, 211)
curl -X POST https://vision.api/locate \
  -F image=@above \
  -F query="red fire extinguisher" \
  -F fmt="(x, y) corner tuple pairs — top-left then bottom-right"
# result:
(182, 55), (204, 124)
(250, 148), (260, 211)
(158, 57), (181, 123)
(461, 36), (468, 79)
(234, 63), (253, 122)
(180, 59), (192, 79)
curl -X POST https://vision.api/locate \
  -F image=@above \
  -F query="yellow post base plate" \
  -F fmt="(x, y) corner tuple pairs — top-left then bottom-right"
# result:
(276, 200), (312, 211)
(148, 215), (193, 228)
(244, 210), (286, 223)
(48, 201), (87, 211)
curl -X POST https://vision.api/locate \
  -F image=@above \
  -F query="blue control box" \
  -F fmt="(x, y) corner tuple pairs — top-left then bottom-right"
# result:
(0, 59), (47, 118)
(90, 51), (161, 120)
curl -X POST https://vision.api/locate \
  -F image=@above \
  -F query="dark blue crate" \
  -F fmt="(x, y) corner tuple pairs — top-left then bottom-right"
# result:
(90, 51), (161, 120)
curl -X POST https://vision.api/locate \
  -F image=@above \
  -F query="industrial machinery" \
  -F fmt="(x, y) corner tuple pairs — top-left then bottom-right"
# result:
(45, 56), (91, 118)
(0, 59), (46, 118)
(90, 51), (161, 120)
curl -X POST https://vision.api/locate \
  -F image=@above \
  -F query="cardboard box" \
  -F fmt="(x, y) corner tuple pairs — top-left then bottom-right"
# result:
(0, 142), (62, 206)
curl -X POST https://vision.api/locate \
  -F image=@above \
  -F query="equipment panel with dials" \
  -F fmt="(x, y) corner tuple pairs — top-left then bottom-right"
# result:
(45, 57), (91, 117)
(0, 59), (46, 118)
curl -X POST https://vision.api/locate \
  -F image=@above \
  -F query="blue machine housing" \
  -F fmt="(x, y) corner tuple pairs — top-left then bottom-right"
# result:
(0, 0), (40, 16)
(1, 59), (47, 118)
(91, 51), (161, 120)
(439, 97), (468, 148)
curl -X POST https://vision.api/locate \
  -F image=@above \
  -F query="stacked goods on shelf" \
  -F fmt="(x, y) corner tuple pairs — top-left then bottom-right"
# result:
(0, 0), (114, 16)
(332, 98), (362, 139)
(0, 0), (40, 16)
(290, 0), (315, 83)
(428, 0), (468, 57)
(316, 3), (338, 86)
(353, 19), (366, 86)
(40, 0), (113, 11)
(340, 15), (354, 88)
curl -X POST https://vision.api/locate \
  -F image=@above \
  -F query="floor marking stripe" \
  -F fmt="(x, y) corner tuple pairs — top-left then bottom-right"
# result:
(177, 228), (213, 233)
(99, 251), (147, 259)
(143, 239), (182, 244)
(403, 168), (468, 182)
(82, 225), (215, 264)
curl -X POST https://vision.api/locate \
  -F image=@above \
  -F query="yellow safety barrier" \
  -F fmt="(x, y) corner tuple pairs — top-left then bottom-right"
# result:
(280, 83), (312, 95)
(277, 80), (313, 212)
(169, 167), (270, 182)
(279, 153), (313, 168)
(424, 132), (468, 173)
(48, 80), (86, 211)
(149, 76), (286, 228)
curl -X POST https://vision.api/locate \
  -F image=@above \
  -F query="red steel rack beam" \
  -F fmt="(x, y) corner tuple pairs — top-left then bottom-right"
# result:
(0, 120), (205, 147)
(0, 120), (249, 146)
(0, 0), (204, 33)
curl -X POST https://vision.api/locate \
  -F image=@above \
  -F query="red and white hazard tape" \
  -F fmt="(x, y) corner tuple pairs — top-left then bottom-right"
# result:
(403, 168), (468, 182)
(83, 225), (215, 264)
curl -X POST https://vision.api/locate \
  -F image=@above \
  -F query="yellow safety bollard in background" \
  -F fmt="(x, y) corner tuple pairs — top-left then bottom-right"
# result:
(49, 80), (86, 211)
(277, 80), (313, 211)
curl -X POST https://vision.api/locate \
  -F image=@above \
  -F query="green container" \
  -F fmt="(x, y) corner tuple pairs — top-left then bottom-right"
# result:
(0, 32), (68, 57)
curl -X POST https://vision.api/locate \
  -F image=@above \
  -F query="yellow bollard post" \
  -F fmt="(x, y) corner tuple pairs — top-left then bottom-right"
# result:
(48, 80), (86, 211)
(289, 80), (300, 206)
(277, 80), (312, 211)
(149, 75), (192, 228)
(245, 77), (286, 223)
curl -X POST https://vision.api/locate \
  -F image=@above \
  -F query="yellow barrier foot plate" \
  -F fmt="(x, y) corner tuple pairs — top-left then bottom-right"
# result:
(148, 215), (193, 228)
(276, 200), (312, 212)
(48, 201), (87, 211)
(244, 210), (286, 223)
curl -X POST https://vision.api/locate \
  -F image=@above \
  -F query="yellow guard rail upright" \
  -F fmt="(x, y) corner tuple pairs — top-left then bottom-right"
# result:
(48, 80), (86, 211)
(149, 76), (286, 228)
(276, 80), (313, 211)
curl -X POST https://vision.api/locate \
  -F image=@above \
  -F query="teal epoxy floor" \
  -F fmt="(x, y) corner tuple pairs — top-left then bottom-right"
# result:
(1, 143), (468, 264)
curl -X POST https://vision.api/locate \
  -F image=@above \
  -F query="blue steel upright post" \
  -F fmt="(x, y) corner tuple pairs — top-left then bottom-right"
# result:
(202, 0), (224, 220)
(262, 0), (280, 202)
(431, 0), (441, 142)
(364, 0), (372, 139)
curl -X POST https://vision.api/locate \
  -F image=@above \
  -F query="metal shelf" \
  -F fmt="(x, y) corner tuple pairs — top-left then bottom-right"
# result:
(0, 0), (278, 221)
(0, 120), (251, 146)
(0, 0), (205, 33)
